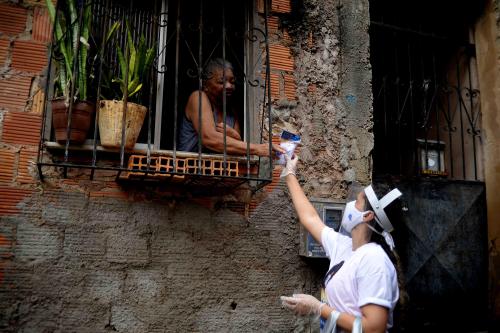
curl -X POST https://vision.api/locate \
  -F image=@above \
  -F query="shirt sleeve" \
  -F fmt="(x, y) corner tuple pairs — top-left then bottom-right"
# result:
(356, 253), (398, 309)
(321, 227), (352, 263)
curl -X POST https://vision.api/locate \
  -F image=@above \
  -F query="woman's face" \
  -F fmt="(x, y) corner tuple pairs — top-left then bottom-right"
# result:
(204, 67), (235, 101)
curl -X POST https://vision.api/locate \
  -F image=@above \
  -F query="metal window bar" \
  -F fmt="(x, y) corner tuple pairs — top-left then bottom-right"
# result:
(222, 0), (228, 176)
(197, 0), (203, 175)
(37, 0), (274, 190)
(370, 22), (482, 181)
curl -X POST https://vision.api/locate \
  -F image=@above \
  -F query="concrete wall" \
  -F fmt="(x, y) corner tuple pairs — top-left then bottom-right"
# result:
(475, 0), (500, 324)
(0, 1), (373, 332)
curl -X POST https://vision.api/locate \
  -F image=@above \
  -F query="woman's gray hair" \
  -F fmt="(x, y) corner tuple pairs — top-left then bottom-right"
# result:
(202, 58), (234, 81)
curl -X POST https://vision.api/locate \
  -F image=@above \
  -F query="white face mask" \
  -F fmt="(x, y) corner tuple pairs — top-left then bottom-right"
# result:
(340, 201), (368, 234)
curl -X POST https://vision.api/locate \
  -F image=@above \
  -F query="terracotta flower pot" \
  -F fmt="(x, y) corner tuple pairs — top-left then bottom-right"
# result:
(98, 100), (147, 149)
(51, 99), (95, 144)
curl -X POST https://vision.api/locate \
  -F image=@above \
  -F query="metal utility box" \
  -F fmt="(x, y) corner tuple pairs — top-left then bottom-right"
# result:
(299, 199), (345, 258)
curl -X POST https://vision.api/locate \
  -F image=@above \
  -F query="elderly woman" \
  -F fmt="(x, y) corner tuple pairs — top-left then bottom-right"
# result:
(178, 58), (284, 156)
(280, 155), (404, 333)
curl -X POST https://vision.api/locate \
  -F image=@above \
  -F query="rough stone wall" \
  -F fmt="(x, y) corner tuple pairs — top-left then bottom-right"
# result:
(0, 0), (373, 332)
(271, 0), (373, 199)
(2, 187), (328, 332)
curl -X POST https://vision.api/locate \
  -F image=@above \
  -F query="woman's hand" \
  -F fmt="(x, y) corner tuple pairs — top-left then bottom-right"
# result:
(215, 122), (241, 140)
(253, 143), (286, 157)
(281, 294), (324, 318)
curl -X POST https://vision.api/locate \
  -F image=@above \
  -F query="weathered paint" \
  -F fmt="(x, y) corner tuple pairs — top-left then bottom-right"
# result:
(475, 0), (500, 324)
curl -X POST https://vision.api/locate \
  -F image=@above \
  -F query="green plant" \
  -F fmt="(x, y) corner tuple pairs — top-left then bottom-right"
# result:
(112, 21), (156, 101)
(46, 0), (92, 102)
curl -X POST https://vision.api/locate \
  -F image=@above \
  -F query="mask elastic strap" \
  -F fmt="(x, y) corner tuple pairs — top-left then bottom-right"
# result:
(367, 217), (396, 251)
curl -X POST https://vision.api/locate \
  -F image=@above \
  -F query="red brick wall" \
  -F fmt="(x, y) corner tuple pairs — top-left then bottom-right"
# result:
(0, 0), (296, 213)
(264, 0), (297, 101)
(0, 1), (49, 191)
(0, 2), (325, 332)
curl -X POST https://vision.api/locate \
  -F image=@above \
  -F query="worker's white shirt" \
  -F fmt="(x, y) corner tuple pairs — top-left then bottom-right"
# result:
(321, 227), (399, 329)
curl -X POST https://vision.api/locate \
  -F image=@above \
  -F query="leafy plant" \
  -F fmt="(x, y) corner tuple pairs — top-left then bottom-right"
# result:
(46, 0), (92, 102)
(111, 21), (156, 101)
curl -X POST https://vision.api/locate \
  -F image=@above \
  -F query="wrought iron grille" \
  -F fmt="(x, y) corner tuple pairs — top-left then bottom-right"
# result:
(37, 0), (275, 191)
(369, 1), (483, 181)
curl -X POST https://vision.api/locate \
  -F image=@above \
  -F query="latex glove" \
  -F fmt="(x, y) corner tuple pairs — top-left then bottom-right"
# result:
(280, 293), (324, 317)
(280, 154), (298, 178)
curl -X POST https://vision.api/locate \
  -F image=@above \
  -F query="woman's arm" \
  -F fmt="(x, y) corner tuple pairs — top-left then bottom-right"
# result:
(216, 122), (241, 140)
(285, 173), (325, 244)
(185, 91), (283, 156)
(320, 303), (389, 333)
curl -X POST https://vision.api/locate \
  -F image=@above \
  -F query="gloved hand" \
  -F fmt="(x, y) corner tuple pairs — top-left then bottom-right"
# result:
(280, 154), (298, 178)
(280, 293), (324, 317)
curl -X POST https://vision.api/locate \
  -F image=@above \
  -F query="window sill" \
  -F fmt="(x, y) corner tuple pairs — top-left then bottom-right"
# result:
(44, 141), (260, 163)
(40, 141), (270, 190)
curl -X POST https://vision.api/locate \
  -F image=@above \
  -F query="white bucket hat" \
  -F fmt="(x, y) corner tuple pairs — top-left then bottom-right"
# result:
(364, 185), (402, 250)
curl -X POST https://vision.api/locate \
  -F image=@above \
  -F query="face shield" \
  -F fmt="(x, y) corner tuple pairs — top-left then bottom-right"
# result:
(339, 185), (403, 250)
(363, 185), (402, 250)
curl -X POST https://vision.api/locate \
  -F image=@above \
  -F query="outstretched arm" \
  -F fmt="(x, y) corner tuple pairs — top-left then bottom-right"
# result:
(186, 91), (284, 156)
(216, 122), (241, 140)
(283, 156), (325, 243)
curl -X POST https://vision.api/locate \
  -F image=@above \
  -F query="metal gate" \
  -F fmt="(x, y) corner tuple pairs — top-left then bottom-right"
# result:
(368, 1), (489, 331)
(380, 179), (488, 332)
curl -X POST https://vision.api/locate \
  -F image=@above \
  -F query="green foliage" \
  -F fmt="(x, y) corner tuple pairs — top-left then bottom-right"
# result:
(111, 21), (156, 101)
(46, 0), (92, 102)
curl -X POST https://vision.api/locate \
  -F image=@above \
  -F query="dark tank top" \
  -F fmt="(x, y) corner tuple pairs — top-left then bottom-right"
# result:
(177, 104), (236, 153)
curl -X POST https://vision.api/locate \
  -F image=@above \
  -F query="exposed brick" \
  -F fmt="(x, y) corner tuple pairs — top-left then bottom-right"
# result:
(283, 73), (297, 100)
(0, 148), (16, 184)
(2, 111), (42, 145)
(0, 186), (33, 216)
(264, 168), (283, 193)
(32, 6), (52, 42)
(0, 38), (10, 67)
(268, 44), (294, 71)
(17, 147), (38, 184)
(0, 4), (28, 36)
(308, 83), (317, 94)
(0, 76), (32, 111)
(272, 0), (292, 14)
(262, 71), (280, 99)
(268, 16), (290, 42)
(0, 260), (32, 293)
(307, 30), (315, 48)
(11, 40), (47, 73)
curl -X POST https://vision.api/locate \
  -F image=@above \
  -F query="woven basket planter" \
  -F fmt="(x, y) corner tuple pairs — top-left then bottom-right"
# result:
(98, 100), (146, 149)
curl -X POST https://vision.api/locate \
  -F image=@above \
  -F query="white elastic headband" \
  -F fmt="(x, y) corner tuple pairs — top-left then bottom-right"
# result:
(364, 185), (402, 233)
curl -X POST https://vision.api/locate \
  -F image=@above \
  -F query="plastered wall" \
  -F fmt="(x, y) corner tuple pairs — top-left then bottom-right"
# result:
(0, 0), (373, 332)
(475, 0), (500, 324)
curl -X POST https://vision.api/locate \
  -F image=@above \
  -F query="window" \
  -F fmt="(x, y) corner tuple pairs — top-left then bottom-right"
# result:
(369, 0), (484, 181)
(39, 0), (275, 189)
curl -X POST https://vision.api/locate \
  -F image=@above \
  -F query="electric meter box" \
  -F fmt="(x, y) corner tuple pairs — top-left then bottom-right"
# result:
(299, 199), (345, 258)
